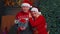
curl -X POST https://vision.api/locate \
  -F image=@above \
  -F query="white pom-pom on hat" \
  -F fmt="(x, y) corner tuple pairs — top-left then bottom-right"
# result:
(21, 3), (32, 8)
(39, 12), (41, 15)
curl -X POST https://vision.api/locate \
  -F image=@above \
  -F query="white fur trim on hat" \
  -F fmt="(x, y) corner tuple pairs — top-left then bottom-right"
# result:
(21, 3), (32, 8)
(31, 7), (42, 15)
(31, 7), (39, 12)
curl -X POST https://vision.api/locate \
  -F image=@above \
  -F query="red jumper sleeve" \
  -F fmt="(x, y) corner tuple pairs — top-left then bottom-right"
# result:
(29, 15), (46, 28)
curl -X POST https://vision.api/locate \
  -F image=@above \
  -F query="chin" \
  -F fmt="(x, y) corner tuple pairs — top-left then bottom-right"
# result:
(33, 15), (36, 17)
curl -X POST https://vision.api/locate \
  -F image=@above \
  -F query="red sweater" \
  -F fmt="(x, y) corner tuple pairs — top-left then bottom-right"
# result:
(16, 11), (29, 23)
(16, 11), (30, 31)
(29, 15), (47, 34)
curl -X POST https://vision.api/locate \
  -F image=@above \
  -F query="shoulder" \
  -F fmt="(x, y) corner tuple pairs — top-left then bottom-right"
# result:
(39, 15), (45, 19)
(39, 15), (46, 21)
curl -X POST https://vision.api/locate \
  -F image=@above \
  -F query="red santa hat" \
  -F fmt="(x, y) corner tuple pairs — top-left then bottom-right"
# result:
(31, 7), (41, 14)
(21, 0), (32, 8)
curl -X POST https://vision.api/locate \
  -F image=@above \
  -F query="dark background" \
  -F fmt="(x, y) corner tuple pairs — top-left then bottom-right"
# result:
(0, 0), (60, 34)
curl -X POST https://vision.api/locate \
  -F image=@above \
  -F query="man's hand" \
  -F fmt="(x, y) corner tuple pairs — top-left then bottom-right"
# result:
(20, 26), (26, 30)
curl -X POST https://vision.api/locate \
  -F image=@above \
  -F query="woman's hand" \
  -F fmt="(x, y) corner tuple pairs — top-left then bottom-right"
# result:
(29, 13), (32, 18)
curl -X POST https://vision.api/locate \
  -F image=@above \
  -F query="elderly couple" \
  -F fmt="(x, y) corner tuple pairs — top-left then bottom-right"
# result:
(15, 3), (47, 34)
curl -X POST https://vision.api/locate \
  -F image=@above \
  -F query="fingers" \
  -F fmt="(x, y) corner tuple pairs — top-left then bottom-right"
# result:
(20, 27), (26, 30)
(29, 13), (32, 18)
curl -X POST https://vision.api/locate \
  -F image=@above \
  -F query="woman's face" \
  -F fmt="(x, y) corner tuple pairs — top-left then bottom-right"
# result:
(21, 6), (30, 12)
(31, 11), (38, 17)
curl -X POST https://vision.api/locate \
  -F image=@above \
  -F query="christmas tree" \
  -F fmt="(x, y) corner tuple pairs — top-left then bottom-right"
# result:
(38, 0), (60, 34)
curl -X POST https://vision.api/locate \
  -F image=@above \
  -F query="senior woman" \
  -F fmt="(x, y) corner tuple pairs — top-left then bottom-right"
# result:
(29, 7), (47, 34)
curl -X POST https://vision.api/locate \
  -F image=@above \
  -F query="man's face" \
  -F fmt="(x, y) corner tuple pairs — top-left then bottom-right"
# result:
(22, 6), (30, 12)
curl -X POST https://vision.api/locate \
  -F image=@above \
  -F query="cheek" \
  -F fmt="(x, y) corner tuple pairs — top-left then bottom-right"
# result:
(22, 7), (26, 10)
(32, 13), (37, 17)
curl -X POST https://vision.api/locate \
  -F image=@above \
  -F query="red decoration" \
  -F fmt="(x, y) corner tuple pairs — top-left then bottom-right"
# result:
(20, 19), (26, 23)
(22, 0), (33, 6)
